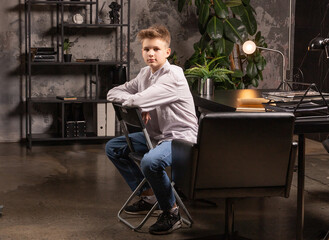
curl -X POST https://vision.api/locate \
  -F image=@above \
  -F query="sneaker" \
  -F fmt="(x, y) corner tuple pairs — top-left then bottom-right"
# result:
(149, 209), (182, 235)
(124, 198), (158, 215)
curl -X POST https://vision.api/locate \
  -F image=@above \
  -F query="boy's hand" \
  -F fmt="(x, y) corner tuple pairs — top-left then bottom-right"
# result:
(142, 112), (151, 125)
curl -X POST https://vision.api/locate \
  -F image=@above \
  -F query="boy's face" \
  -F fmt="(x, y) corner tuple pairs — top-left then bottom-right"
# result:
(142, 38), (171, 73)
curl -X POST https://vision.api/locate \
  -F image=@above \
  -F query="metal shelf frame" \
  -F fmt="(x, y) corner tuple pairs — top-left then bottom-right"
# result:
(24, 0), (130, 148)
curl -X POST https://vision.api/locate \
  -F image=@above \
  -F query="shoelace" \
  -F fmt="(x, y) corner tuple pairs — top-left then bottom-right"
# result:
(157, 211), (172, 222)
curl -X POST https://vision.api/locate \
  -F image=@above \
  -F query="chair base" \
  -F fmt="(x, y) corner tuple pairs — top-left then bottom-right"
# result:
(118, 180), (193, 231)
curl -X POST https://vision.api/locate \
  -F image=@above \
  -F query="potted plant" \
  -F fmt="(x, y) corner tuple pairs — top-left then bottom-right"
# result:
(185, 56), (234, 95)
(63, 38), (72, 62)
(174, 0), (267, 89)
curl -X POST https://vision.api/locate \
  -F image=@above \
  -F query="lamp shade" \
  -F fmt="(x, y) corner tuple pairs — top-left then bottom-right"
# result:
(308, 37), (326, 51)
(242, 40), (257, 54)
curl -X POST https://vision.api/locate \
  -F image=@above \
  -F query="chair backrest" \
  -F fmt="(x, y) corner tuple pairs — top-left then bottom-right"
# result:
(173, 112), (296, 200)
(112, 103), (153, 151)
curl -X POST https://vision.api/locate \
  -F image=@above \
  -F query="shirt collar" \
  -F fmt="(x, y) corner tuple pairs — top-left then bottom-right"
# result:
(150, 60), (170, 77)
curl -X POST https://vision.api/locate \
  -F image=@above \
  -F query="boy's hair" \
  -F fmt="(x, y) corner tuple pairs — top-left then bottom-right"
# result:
(137, 25), (171, 47)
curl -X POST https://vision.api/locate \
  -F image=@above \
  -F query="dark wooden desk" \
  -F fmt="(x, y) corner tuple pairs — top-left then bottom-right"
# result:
(193, 89), (329, 240)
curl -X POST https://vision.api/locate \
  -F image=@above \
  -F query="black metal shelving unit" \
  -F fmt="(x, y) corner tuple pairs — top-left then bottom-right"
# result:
(25, 0), (130, 148)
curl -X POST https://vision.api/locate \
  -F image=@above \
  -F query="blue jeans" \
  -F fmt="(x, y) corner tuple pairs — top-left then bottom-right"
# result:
(105, 132), (175, 211)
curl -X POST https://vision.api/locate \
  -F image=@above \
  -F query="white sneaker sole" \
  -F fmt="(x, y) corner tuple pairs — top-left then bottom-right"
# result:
(124, 209), (162, 216)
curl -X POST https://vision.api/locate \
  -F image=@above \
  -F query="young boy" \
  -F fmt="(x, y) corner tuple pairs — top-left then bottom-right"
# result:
(105, 25), (198, 234)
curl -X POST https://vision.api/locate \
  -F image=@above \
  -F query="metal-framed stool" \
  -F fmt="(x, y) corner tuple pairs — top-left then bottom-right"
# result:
(112, 103), (193, 231)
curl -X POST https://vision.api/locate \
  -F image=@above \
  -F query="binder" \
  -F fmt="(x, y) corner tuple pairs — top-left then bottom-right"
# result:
(97, 103), (106, 136)
(106, 103), (116, 136)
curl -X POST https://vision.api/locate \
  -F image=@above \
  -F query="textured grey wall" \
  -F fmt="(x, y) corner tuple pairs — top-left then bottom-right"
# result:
(0, 0), (294, 142)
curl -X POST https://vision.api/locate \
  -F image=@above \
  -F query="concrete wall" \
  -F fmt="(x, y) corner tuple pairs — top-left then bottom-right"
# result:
(0, 0), (294, 142)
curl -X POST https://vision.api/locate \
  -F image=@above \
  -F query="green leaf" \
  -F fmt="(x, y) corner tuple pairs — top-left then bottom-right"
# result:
(232, 69), (244, 77)
(246, 61), (258, 78)
(195, 0), (201, 8)
(214, 38), (234, 56)
(256, 56), (266, 71)
(258, 71), (263, 80)
(213, 0), (229, 19)
(231, 5), (257, 35)
(237, 81), (245, 89)
(206, 17), (224, 40)
(230, 5), (244, 16)
(255, 31), (261, 42)
(198, 1), (210, 27)
(251, 78), (259, 87)
(239, 6), (257, 35)
(225, 0), (242, 8)
(242, 0), (250, 5)
(224, 18), (247, 43)
(178, 0), (187, 12)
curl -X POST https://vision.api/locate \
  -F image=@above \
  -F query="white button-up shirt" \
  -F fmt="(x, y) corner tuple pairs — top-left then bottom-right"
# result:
(107, 61), (198, 144)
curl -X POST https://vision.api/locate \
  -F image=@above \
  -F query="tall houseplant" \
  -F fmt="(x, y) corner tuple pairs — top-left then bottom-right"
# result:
(175, 0), (267, 89)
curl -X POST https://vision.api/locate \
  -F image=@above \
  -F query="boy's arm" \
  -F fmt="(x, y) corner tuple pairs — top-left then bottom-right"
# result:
(107, 76), (139, 103)
(123, 72), (180, 112)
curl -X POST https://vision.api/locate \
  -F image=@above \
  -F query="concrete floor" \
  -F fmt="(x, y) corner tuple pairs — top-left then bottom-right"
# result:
(0, 139), (328, 240)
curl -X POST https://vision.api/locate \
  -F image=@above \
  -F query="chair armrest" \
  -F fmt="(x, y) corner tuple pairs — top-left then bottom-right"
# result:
(172, 139), (197, 199)
(285, 141), (298, 197)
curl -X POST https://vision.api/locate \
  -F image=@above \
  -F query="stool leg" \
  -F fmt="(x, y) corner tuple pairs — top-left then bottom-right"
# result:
(172, 182), (193, 227)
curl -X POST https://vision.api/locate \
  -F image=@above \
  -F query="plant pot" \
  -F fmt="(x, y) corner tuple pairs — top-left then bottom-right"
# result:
(198, 78), (214, 95)
(64, 54), (72, 62)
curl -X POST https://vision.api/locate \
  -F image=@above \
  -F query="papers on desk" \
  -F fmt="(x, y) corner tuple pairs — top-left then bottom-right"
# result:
(262, 90), (329, 102)
(236, 98), (269, 112)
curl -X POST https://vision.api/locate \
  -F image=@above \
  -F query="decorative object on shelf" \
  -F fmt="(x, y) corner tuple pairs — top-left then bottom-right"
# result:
(184, 56), (233, 95)
(108, 2), (121, 24)
(242, 40), (287, 90)
(63, 38), (72, 62)
(73, 13), (84, 24)
(98, 1), (106, 24)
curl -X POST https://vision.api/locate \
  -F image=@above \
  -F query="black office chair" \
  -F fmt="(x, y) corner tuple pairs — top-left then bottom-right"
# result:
(112, 103), (193, 231)
(172, 112), (297, 239)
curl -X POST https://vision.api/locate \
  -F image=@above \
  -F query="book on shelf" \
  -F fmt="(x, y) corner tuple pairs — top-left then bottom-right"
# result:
(34, 55), (55, 60)
(33, 59), (56, 62)
(31, 47), (57, 62)
(56, 96), (78, 101)
(75, 58), (100, 62)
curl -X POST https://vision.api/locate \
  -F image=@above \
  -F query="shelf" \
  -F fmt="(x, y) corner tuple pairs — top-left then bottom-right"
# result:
(29, 133), (114, 141)
(28, 97), (109, 103)
(26, 0), (97, 5)
(25, 0), (129, 148)
(62, 23), (129, 28)
(31, 61), (128, 66)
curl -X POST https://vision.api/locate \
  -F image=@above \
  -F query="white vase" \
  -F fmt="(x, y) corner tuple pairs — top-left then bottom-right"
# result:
(198, 78), (214, 95)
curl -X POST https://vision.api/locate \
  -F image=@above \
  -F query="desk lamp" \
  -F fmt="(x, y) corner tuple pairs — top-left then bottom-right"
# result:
(308, 37), (329, 58)
(309, 37), (329, 155)
(242, 40), (287, 90)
